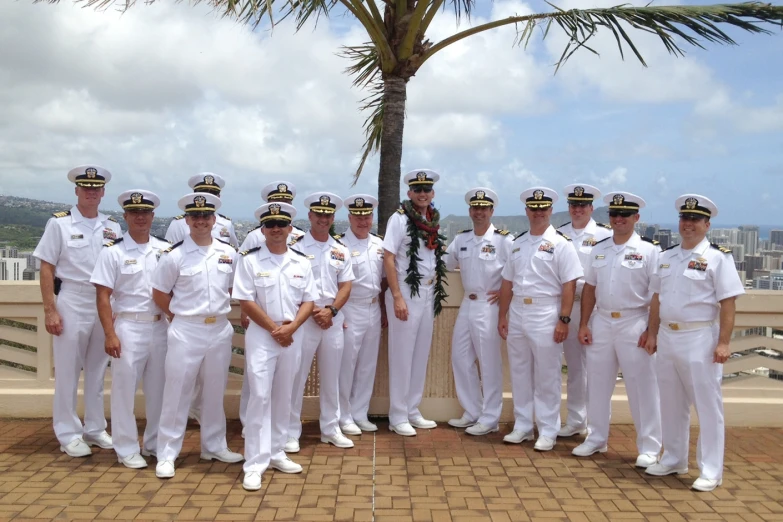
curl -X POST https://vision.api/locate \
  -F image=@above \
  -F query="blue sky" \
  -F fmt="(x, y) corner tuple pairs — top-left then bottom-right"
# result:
(0, 0), (780, 226)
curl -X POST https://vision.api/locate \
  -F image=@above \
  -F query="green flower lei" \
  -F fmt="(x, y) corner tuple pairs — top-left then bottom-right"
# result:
(401, 200), (449, 316)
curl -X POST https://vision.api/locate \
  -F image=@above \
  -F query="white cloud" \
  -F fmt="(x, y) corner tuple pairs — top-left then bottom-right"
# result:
(596, 167), (628, 188)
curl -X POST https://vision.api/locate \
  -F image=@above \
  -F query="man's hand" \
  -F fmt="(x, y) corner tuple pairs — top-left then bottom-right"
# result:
(380, 306), (389, 328)
(313, 307), (333, 330)
(643, 334), (657, 355)
(487, 290), (500, 305)
(393, 295), (408, 321)
(45, 309), (63, 336)
(637, 329), (649, 350)
(578, 325), (592, 346)
(714, 342), (731, 364)
(272, 322), (296, 347)
(553, 321), (568, 344)
(498, 315), (509, 340)
(105, 333), (121, 358)
(241, 312), (250, 329)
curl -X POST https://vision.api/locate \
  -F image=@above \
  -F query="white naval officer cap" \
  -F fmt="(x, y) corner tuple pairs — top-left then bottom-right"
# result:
(177, 192), (221, 214)
(304, 192), (343, 214)
(563, 183), (601, 205)
(117, 189), (160, 211)
(255, 202), (297, 224)
(676, 194), (718, 219)
(188, 172), (225, 194)
(520, 187), (557, 209)
(404, 169), (440, 186)
(604, 191), (646, 214)
(67, 165), (111, 188)
(345, 194), (378, 215)
(465, 187), (498, 207)
(262, 181), (296, 202)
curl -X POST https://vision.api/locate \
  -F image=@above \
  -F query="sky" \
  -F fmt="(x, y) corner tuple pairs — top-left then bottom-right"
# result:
(0, 0), (781, 225)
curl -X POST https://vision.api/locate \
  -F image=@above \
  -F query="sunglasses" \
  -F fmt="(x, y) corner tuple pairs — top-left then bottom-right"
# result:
(411, 186), (433, 194)
(568, 202), (591, 207)
(609, 211), (636, 218)
(679, 214), (708, 222)
(188, 212), (214, 219)
(264, 220), (291, 229)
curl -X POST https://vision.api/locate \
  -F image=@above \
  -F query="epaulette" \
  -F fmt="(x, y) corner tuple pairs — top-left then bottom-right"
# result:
(240, 246), (262, 256)
(556, 230), (572, 241)
(641, 236), (660, 245)
(494, 229), (510, 236)
(152, 234), (169, 243)
(251, 224), (262, 232)
(289, 235), (305, 246)
(162, 240), (184, 254)
(290, 248), (307, 257)
(332, 234), (342, 240)
(216, 238), (237, 251)
(218, 213), (231, 221)
(370, 232), (384, 240)
(594, 237), (611, 246)
(458, 229), (472, 234)
(52, 210), (71, 218)
(596, 222), (612, 229)
(104, 237), (124, 247)
(557, 221), (571, 228)
(514, 231), (528, 240)
(396, 208), (405, 214)
(663, 243), (680, 251)
(107, 216), (119, 223)
(331, 235), (345, 246)
(711, 242), (732, 254)
(173, 214), (185, 220)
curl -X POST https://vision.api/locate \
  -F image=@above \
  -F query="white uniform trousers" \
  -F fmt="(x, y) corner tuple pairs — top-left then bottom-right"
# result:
(386, 284), (435, 426)
(339, 299), (382, 426)
(562, 299), (588, 429)
(111, 317), (168, 458)
(156, 317), (234, 461)
(239, 369), (250, 428)
(584, 313), (661, 454)
(506, 302), (563, 439)
(289, 312), (345, 439)
(52, 285), (110, 446)
(451, 298), (503, 427)
(657, 324), (724, 480)
(244, 323), (302, 473)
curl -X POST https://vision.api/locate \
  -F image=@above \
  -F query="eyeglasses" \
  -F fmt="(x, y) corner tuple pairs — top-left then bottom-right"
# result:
(264, 220), (290, 229)
(609, 211), (636, 218)
(411, 186), (433, 194)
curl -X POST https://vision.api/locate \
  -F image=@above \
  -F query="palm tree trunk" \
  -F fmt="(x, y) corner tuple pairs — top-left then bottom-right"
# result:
(377, 75), (407, 237)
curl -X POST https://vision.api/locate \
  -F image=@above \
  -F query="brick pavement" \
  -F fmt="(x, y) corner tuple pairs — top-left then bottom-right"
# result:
(0, 419), (782, 521)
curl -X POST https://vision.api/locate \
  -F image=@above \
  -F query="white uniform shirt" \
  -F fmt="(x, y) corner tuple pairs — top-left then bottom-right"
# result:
(33, 206), (123, 284)
(290, 232), (354, 305)
(651, 238), (745, 322)
(239, 225), (306, 252)
(584, 233), (660, 312)
(558, 218), (613, 296)
(90, 234), (170, 314)
(232, 246), (318, 323)
(341, 229), (385, 300)
(501, 225), (583, 298)
(151, 236), (237, 316)
(383, 210), (437, 284)
(165, 213), (238, 248)
(445, 224), (513, 296)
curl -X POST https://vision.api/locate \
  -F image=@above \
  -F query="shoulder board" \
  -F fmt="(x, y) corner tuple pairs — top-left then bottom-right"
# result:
(557, 221), (571, 228)
(710, 242), (732, 254)
(663, 243), (680, 252)
(594, 237), (611, 246)
(251, 224), (262, 232)
(174, 214), (185, 220)
(107, 216), (119, 223)
(331, 235), (345, 246)
(290, 248), (307, 257)
(596, 222), (612, 229)
(556, 230), (572, 241)
(458, 228), (472, 234)
(289, 235), (305, 246)
(218, 213), (231, 221)
(240, 246), (262, 256)
(641, 236), (660, 245)
(151, 234), (169, 243)
(216, 238), (237, 251)
(162, 240), (184, 254)
(514, 231), (528, 240)
(396, 208), (405, 214)
(494, 229), (510, 236)
(103, 237), (124, 248)
(370, 232), (384, 240)
(52, 210), (71, 218)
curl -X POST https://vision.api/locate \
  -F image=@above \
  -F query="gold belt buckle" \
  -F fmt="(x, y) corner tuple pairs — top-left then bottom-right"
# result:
(205, 316), (217, 324)
(523, 298), (533, 305)
(152, 314), (161, 321)
(426, 279), (434, 285)
(468, 294), (478, 300)
(611, 312), (621, 319)
(668, 322), (679, 331)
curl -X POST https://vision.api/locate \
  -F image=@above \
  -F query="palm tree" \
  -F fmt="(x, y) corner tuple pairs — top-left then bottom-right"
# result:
(40, 0), (783, 233)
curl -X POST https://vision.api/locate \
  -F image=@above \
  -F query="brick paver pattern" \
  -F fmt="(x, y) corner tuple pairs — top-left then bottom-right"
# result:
(0, 420), (782, 521)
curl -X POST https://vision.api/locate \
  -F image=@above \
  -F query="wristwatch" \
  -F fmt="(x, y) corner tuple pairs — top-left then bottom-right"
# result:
(559, 315), (571, 324)
(327, 305), (339, 317)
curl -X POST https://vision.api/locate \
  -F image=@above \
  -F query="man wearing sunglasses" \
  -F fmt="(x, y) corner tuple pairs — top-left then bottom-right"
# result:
(233, 202), (317, 490)
(573, 192), (662, 469)
(556, 184), (613, 439)
(644, 195), (743, 492)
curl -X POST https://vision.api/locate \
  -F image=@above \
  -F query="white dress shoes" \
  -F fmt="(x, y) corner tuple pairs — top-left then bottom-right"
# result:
(503, 430), (535, 444)
(321, 433), (355, 448)
(389, 422), (417, 437)
(355, 420), (378, 432)
(340, 423), (362, 436)
(447, 414), (476, 428)
(155, 460), (175, 478)
(557, 424), (587, 437)
(243, 471), (262, 491)
(465, 423), (499, 436)
(645, 463), (688, 476)
(692, 477), (722, 492)
(284, 438), (300, 453)
(83, 431), (113, 449)
(572, 442), (608, 457)
(118, 453), (148, 469)
(60, 438), (92, 457)
(635, 453), (659, 468)
(200, 449), (244, 463)
(409, 416), (437, 429)
(270, 456), (303, 474)
(534, 436), (556, 452)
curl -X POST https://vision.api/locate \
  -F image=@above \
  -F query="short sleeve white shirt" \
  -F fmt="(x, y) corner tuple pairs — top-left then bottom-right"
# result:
(445, 224), (513, 296)
(290, 232), (354, 305)
(558, 218), (613, 295)
(383, 210), (437, 283)
(341, 229), (385, 300)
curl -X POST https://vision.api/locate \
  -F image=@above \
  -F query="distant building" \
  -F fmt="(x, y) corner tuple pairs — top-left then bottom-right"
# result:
(654, 229), (672, 250)
(771, 230), (783, 249)
(739, 225), (760, 256)
(0, 258), (24, 281)
(0, 247), (18, 258)
(754, 270), (783, 290)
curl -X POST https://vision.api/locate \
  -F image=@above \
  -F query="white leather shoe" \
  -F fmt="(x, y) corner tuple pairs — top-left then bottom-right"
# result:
(389, 422), (417, 437)
(340, 423), (362, 436)
(635, 453), (659, 468)
(645, 463), (688, 476)
(243, 471), (262, 491)
(355, 420), (378, 432)
(141, 448), (157, 458)
(692, 477), (722, 492)
(534, 436), (556, 452)
(557, 424), (587, 437)
(118, 453), (148, 469)
(270, 456), (303, 474)
(84, 431), (113, 449)
(155, 460), (175, 478)
(503, 430), (534, 444)
(60, 438), (92, 457)
(572, 442), (607, 457)
(409, 416), (437, 429)
(465, 423), (499, 436)
(321, 433), (355, 449)
(447, 414), (476, 428)
(200, 449), (243, 463)
(284, 438), (300, 453)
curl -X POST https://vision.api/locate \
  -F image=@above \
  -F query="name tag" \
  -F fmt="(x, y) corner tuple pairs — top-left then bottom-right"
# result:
(512, 247), (520, 254)
(460, 247), (468, 251)
(352, 251), (361, 257)
(306, 254), (315, 259)
(257, 272), (270, 277)
(124, 259), (137, 265)
(659, 264), (670, 269)
(71, 234), (84, 240)
(595, 255), (605, 259)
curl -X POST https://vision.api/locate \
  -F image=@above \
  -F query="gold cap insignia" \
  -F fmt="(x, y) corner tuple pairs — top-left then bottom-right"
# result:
(574, 186), (585, 197)
(613, 194), (625, 205)
(277, 183), (287, 192)
(269, 203), (281, 215)
(204, 175), (215, 185)
(320, 195), (330, 206)
(86, 167), (97, 179)
(194, 195), (207, 208)
(131, 192), (143, 204)
(476, 190), (485, 200)
(685, 197), (698, 210)
(533, 190), (544, 200)
(355, 198), (364, 207)
(416, 171), (427, 181)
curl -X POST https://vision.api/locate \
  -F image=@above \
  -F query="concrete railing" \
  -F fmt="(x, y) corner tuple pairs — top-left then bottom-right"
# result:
(1, 280), (782, 426)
